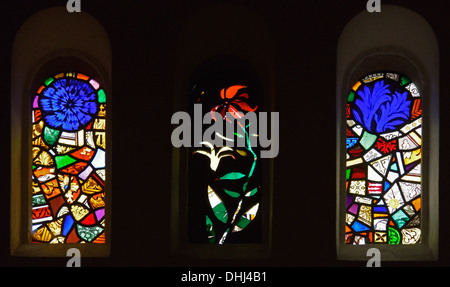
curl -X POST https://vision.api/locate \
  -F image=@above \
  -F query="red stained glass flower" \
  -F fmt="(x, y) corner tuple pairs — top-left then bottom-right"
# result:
(375, 138), (397, 154)
(210, 85), (258, 122)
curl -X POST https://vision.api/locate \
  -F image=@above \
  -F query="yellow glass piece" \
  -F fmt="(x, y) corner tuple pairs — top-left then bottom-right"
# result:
(31, 181), (41, 194)
(374, 232), (387, 243)
(32, 147), (41, 160)
(358, 205), (372, 225)
(47, 218), (63, 236)
(55, 145), (75, 154)
(93, 118), (106, 130)
(82, 177), (102, 194)
(403, 148), (421, 165)
(347, 158), (363, 167)
(34, 150), (55, 166)
(388, 198), (399, 209)
(409, 131), (421, 146)
(71, 204), (89, 221)
(32, 121), (44, 139)
(90, 193), (106, 209)
(349, 180), (366, 195)
(362, 73), (384, 83)
(33, 226), (52, 242)
(98, 104), (106, 117)
(33, 137), (49, 149)
(352, 81), (361, 91)
(95, 132), (106, 149)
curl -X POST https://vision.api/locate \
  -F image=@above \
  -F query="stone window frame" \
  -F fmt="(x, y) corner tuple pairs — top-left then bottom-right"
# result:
(336, 5), (439, 261)
(10, 7), (112, 257)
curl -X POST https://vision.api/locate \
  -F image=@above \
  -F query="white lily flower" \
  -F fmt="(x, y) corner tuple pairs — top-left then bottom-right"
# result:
(193, 141), (235, 171)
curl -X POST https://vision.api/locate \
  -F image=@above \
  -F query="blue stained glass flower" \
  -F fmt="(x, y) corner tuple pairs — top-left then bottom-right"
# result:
(352, 80), (411, 133)
(39, 78), (98, 131)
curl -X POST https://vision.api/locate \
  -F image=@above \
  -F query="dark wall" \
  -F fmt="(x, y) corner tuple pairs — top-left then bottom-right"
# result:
(1, 0), (450, 268)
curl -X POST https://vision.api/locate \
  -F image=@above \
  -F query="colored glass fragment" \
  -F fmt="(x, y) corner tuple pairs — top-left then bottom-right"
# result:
(43, 126), (61, 145)
(97, 89), (106, 103)
(208, 186), (228, 223)
(233, 203), (259, 232)
(245, 187), (258, 197)
(206, 215), (216, 243)
(219, 172), (246, 181)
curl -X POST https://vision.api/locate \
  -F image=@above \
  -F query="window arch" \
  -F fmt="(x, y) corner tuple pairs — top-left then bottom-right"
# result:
(336, 5), (439, 261)
(11, 7), (111, 256)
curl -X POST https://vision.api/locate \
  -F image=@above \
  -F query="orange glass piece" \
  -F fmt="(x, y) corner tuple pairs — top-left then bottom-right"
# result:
(76, 73), (90, 81)
(412, 197), (421, 211)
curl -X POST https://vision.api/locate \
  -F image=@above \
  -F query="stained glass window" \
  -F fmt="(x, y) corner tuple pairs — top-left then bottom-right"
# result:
(188, 69), (263, 244)
(345, 71), (422, 245)
(31, 72), (106, 244)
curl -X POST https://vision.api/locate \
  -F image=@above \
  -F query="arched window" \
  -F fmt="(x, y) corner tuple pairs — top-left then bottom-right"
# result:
(188, 55), (263, 245)
(336, 5), (439, 261)
(171, 3), (275, 259)
(11, 7), (111, 256)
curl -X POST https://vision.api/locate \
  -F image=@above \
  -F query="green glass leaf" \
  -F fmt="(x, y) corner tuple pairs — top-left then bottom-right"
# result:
(213, 202), (228, 223)
(208, 186), (228, 223)
(43, 126), (60, 145)
(219, 172), (246, 180)
(206, 215), (216, 244)
(244, 187), (258, 197)
(223, 189), (240, 198)
(233, 203), (259, 232)
(236, 217), (251, 230)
